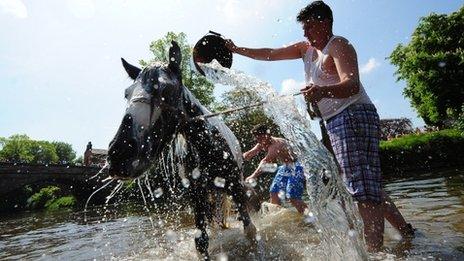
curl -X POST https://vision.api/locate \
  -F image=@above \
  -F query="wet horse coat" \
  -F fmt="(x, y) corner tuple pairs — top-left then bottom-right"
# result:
(107, 41), (256, 259)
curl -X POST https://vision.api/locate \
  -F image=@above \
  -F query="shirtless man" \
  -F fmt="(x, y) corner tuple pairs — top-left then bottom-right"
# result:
(226, 0), (413, 251)
(243, 124), (308, 214)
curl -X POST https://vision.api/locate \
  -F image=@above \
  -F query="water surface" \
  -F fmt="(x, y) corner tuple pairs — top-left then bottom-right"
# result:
(1, 168), (463, 260)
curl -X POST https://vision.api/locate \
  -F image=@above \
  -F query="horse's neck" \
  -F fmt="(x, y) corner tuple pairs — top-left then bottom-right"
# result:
(181, 87), (208, 117)
(180, 90), (217, 150)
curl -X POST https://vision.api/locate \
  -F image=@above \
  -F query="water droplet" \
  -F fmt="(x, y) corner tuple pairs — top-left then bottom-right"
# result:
(246, 178), (257, 188)
(192, 168), (201, 179)
(246, 190), (253, 197)
(349, 229), (356, 237)
(304, 211), (317, 224)
(255, 234), (262, 241)
(165, 229), (177, 242)
(181, 178), (190, 188)
(260, 163), (278, 172)
(278, 190), (286, 200)
(194, 229), (202, 238)
(223, 151), (230, 159)
(214, 177), (226, 188)
(154, 188), (163, 198)
(217, 252), (228, 261)
(438, 61), (446, 67)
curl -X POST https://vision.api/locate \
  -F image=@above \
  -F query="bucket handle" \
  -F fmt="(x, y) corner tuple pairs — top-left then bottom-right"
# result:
(208, 30), (223, 37)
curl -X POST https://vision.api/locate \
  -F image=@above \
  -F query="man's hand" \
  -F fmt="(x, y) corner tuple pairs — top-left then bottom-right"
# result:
(245, 175), (257, 184)
(224, 39), (238, 53)
(301, 84), (324, 104)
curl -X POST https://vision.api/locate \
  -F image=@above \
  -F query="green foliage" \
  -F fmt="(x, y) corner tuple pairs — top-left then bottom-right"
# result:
(27, 186), (76, 211)
(0, 134), (58, 164)
(45, 196), (76, 211)
(0, 134), (34, 163)
(380, 129), (464, 173)
(389, 6), (464, 128)
(453, 105), (464, 132)
(0, 134), (78, 164)
(29, 141), (59, 164)
(140, 32), (215, 107)
(220, 87), (280, 185)
(75, 155), (84, 165)
(52, 141), (76, 164)
(27, 186), (61, 209)
(221, 87), (281, 150)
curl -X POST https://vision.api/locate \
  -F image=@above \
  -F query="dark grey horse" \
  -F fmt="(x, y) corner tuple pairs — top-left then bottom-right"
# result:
(107, 41), (256, 259)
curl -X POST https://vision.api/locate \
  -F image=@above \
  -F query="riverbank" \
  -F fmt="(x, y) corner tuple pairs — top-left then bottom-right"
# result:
(380, 129), (464, 174)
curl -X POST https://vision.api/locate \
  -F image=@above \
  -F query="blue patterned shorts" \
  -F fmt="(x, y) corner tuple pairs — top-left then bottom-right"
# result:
(326, 104), (382, 203)
(269, 162), (305, 200)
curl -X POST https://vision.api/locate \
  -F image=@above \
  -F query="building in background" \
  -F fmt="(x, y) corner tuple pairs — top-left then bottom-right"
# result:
(83, 142), (107, 167)
(379, 118), (414, 140)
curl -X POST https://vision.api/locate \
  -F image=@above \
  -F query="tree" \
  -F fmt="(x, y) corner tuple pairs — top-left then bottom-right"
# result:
(0, 135), (75, 164)
(0, 134), (58, 164)
(220, 87), (280, 164)
(29, 141), (59, 164)
(0, 134), (34, 163)
(52, 141), (76, 164)
(140, 32), (215, 107)
(389, 6), (464, 128)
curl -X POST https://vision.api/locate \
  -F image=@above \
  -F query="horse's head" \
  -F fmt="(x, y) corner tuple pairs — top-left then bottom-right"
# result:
(107, 41), (185, 179)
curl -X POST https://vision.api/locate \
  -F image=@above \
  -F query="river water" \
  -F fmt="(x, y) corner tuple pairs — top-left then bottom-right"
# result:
(1, 168), (463, 260)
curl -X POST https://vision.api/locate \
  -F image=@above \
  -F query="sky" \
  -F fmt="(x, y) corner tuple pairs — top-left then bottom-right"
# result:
(0, 0), (462, 155)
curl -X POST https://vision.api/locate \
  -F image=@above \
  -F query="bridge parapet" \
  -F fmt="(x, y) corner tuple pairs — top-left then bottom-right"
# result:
(0, 163), (103, 196)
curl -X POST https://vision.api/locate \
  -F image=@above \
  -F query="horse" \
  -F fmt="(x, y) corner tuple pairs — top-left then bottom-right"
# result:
(106, 41), (257, 259)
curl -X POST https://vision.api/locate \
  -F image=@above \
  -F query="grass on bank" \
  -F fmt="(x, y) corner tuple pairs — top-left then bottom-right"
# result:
(380, 129), (464, 173)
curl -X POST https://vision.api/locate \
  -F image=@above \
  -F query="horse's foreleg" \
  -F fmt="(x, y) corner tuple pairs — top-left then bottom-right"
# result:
(193, 194), (210, 260)
(228, 182), (257, 241)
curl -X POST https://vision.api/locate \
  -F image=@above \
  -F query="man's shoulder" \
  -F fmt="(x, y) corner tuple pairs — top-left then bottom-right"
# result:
(328, 36), (356, 56)
(330, 36), (351, 48)
(271, 137), (289, 146)
(294, 41), (312, 57)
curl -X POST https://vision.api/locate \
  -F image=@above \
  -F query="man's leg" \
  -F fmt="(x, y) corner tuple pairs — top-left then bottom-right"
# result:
(358, 200), (384, 252)
(270, 192), (281, 205)
(289, 199), (307, 214)
(269, 172), (286, 206)
(381, 190), (414, 237)
(287, 173), (308, 214)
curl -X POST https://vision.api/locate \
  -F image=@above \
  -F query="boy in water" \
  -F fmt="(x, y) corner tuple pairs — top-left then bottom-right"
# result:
(243, 124), (308, 214)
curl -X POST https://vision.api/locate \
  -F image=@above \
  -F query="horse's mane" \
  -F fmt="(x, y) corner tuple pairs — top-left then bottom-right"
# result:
(139, 63), (244, 170)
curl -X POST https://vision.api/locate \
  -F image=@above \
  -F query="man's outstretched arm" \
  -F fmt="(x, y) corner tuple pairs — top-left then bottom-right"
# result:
(245, 150), (278, 182)
(225, 40), (309, 61)
(243, 144), (262, 161)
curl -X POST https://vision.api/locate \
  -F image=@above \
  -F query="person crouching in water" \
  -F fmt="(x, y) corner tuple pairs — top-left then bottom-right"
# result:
(243, 124), (308, 214)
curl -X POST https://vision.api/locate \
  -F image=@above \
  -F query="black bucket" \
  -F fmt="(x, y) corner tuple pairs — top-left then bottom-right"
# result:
(193, 31), (233, 76)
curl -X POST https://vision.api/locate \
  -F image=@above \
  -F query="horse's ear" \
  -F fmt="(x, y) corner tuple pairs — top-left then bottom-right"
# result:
(168, 41), (182, 73)
(121, 58), (141, 80)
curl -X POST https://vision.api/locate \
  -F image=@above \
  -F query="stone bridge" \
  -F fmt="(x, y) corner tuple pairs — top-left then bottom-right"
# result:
(0, 163), (107, 201)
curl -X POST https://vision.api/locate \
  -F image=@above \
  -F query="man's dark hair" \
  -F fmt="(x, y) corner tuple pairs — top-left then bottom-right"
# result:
(251, 124), (270, 136)
(297, 1), (333, 26)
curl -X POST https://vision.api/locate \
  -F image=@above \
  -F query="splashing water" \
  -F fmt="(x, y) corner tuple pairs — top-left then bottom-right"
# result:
(200, 61), (368, 260)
